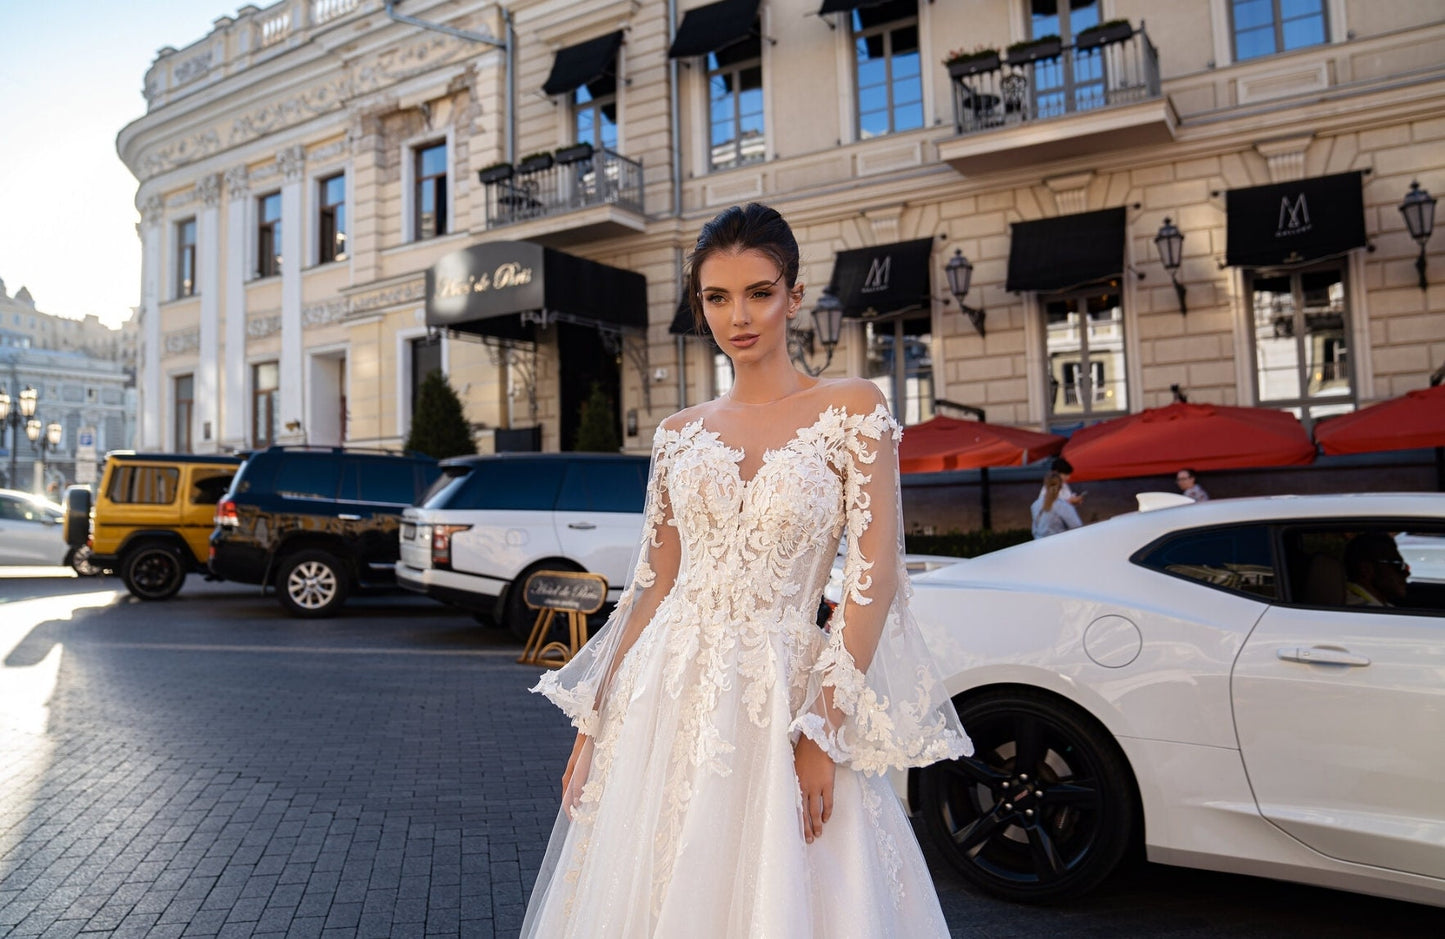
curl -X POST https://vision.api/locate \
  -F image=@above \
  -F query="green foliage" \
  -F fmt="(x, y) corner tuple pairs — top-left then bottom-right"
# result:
(905, 528), (1033, 558)
(404, 370), (477, 460)
(572, 383), (620, 453)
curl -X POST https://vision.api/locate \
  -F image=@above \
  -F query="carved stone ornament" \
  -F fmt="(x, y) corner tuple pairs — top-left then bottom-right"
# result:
(174, 51), (212, 86)
(164, 328), (201, 355)
(142, 195), (165, 227)
(302, 299), (349, 328)
(247, 313), (282, 338)
(139, 131), (222, 179)
(308, 137), (350, 166)
(224, 164), (250, 200)
(196, 173), (222, 207)
(348, 279), (426, 315)
(277, 144), (306, 182)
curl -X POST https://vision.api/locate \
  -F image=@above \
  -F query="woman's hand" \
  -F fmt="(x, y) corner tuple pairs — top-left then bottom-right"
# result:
(562, 732), (591, 816)
(794, 735), (836, 844)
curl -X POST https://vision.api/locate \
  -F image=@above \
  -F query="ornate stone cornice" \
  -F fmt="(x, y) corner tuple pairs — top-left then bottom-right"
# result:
(196, 173), (222, 207)
(173, 51), (211, 86)
(348, 279), (426, 315)
(309, 137), (350, 166)
(303, 298), (349, 328)
(277, 145), (306, 182)
(224, 164), (249, 201)
(139, 130), (221, 179)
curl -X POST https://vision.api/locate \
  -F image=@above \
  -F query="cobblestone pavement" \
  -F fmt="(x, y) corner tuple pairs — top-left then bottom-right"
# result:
(1, 575), (1438, 938)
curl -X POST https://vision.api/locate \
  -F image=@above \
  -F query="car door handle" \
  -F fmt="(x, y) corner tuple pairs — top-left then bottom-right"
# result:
(567, 522), (596, 530)
(1276, 646), (1371, 667)
(338, 514), (362, 521)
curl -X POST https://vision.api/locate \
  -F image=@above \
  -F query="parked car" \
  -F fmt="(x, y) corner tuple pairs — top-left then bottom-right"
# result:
(903, 493), (1445, 908)
(210, 446), (440, 617)
(66, 453), (242, 599)
(0, 488), (69, 566)
(397, 453), (651, 638)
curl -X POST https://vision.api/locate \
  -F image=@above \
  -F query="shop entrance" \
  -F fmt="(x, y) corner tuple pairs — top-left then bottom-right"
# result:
(557, 322), (621, 451)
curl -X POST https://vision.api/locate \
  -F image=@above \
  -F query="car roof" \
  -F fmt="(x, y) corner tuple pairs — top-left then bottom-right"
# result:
(105, 452), (242, 465)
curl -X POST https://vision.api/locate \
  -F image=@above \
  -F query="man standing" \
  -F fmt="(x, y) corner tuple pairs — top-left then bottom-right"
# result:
(1175, 468), (1209, 502)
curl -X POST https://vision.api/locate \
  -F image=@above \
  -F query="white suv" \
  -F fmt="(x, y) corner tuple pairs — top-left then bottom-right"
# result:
(397, 453), (650, 637)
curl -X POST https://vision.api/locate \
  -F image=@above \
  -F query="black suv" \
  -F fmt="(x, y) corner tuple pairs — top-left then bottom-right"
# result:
(211, 447), (440, 617)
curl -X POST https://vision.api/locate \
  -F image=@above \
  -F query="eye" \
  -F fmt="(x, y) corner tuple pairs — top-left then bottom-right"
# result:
(703, 293), (726, 304)
(751, 290), (772, 300)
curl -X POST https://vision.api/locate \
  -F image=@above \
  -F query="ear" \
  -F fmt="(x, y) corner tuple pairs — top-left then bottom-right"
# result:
(789, 282), (805, 312)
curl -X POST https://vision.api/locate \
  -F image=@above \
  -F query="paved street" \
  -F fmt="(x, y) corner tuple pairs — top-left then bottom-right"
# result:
(1, 574), (1438, 938)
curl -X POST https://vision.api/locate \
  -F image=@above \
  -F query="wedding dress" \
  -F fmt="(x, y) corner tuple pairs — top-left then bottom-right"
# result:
(523, 395), (971, 937)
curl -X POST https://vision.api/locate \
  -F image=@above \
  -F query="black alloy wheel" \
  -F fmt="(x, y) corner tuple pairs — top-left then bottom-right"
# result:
(120, 545), (187, 601)
(917, 689), (1135, 903)
(276, 549), (351, 618)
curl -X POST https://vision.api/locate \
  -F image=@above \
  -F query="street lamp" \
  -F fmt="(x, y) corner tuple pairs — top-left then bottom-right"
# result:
(0, 383), (38, 490)
(1154, 217), (1188, 314)
(789, 288), (844, 377)
(945, 248), (985, 337)
(1399, 180), (1436, 291)
(26, 418), (63, 495)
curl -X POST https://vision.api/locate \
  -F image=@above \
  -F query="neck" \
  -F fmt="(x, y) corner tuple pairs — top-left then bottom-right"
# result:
(726, 358), (808, 405)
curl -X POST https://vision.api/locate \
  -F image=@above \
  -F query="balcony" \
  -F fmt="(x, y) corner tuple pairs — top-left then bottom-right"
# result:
(478, 147), (646, 246)
(937, 27), (1175, 176)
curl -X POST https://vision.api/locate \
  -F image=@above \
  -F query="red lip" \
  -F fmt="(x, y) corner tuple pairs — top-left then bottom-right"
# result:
(730, 333), (759, 345)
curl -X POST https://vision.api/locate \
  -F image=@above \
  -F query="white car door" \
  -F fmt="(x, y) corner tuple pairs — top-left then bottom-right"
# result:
(554, 459), (648, 598)
(0, 494), (66, 565)
(1232, 531), (1445, 879)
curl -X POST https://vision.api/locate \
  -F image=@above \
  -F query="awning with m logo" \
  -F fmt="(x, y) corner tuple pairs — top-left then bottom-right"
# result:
(827, 238), (934, 318)
(1005, 208), (1126, 293)
(1225, 171), (1367, 267)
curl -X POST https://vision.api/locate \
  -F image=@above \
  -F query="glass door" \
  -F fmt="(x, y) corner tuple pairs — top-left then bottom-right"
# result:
(1045, 286), (1127, 424)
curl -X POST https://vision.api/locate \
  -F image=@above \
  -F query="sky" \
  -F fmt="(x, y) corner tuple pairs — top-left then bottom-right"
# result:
(0, 1), (226, 328)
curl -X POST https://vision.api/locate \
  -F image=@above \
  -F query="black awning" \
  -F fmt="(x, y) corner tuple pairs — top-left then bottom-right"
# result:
(669, 298), (709, 337)
(669, 0), (759, 58)
(426, 241), (647, 342)
(1226, 171), (1366, 268)
(542, 31), (623, 97)
(828, 238), (934, 318)
(1006, 207), (1126, 293)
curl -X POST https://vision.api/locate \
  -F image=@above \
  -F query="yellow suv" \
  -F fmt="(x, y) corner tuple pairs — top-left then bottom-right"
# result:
(65, 452), (241, 600)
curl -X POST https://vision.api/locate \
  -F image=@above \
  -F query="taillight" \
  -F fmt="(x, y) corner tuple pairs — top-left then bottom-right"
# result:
(216, 499), (239, 527)
(431, 524), (471, 569)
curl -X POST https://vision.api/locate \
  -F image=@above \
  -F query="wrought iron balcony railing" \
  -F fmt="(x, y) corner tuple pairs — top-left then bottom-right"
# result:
(481, 148), (644, 229)
(950, 29), (1161, 136)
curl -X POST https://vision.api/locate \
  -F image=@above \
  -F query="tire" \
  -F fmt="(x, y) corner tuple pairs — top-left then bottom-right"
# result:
(916, 689), (1136, 903)
(120, 544), (187, 601)
(276, 550), (351, 618)
(63, 487), (92, 547)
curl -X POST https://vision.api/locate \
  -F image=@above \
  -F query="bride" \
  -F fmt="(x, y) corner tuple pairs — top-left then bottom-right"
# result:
(522, 203), (970, 937)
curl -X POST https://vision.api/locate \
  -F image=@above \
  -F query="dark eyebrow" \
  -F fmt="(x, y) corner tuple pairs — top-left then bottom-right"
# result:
(700, 277), (782, 293)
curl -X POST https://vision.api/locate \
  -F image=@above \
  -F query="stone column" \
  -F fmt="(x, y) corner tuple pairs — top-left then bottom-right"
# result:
(278, 145), (306, 443)
(139, 195), (164, 449)
(196, 173), (222, 453)
(223, 164), (250, 450)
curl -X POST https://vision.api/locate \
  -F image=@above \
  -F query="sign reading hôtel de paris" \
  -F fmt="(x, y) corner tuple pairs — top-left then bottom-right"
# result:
(426, 241), (546, 325)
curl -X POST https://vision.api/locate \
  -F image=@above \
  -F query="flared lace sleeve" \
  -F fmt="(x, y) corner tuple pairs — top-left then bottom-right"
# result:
(789, 395), (972, 776)
(531, 423), (681, 736)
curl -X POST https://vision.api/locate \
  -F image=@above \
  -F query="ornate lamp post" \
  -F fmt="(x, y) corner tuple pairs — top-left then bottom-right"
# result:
(0, 383), (38, 490)
(1154, 217), (1187, 314)
(26, 418), (64, 496)
(945, 248), (985, 337)
(789, 288), (845, 377)
(1399, 181), (1436, 291)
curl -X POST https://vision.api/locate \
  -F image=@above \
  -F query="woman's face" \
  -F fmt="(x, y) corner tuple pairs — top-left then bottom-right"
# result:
(698, 248), (803, 365)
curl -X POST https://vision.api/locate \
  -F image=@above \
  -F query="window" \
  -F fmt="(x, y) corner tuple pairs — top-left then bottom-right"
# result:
(853, 0), (923, 139)
(414, 143), (448, 240)
(257, 192), (282, 277)
(107, 465), (179, 505)
(410, 335), (443, 419)
(252, 361), (279, 447)
(342, 459), (419, 505)
(319, 174), (347, 263)
(273, 456), (340, 500)
(176, 218), (197, 298)
(1232, 0), (1328, 61)
(865, 316), (933, 424)
(1135, 524), (1278, 601)
(1045, 287), (1128, 423)
(190, 471), (234, 506)
(557, 459), (649, 513)
(1281, 524), (1445, 613)
(707, 30), (764, 170)
(1029, 0), (1105, 117)
(442, 460), (568, 511)
(1248, 265), (1353, 424)
(574, 76), (618, 152)
(173, 374), (194, 454)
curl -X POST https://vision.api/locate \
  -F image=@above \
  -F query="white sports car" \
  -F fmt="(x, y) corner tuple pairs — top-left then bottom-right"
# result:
(903, 493), (1445, 907)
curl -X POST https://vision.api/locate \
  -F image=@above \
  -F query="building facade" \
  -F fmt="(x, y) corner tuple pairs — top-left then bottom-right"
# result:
(119, 0), (1445, 462)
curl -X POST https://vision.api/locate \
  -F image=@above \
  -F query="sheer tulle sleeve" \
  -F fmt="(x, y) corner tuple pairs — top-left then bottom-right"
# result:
(531, 424), (681, 736)
(789, 399), (972, 776)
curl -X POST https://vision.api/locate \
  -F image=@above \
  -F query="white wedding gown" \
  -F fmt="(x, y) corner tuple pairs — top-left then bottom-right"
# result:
(524, 395), (971, 937)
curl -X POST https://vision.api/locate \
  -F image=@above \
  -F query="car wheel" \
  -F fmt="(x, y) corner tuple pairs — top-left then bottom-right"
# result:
(70, 544), (106, 577)
(120, 544), (187, 600)
(916, 689), (1135, 903)
(277, 550), (351, 618)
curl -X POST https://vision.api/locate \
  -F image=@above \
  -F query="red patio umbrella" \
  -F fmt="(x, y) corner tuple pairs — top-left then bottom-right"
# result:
(1313, 384), (1445, 455)
(1061, 401), (1316, 482)
(899, 415), (1065, 474)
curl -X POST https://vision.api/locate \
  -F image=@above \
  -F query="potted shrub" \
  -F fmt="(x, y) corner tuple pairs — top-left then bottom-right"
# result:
(555, 141), (595, 165)
(1006, 34), (1062, 64)
(517, 151), (555, 174)
(944, 47), (1002, 78)
(1075, 19), (1133, 50)
(478, 161), (514, 184)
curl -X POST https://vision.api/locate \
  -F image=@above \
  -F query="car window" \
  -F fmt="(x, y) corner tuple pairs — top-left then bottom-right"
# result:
(1283, 523), (1445, 614)
(107, 465), (179, 504)
(1134, 524), (1277, 601)
(556, 460), (648, 513)
(345, 459), (420, 505)
(272, 456), (341, 500)
(436, 460), (567, 511)
(190, 472), (234, 505)
(0, 496), (29, 521)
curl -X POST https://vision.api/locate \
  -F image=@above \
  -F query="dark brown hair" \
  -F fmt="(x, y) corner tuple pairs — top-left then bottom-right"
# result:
(684, 203), (800, 331)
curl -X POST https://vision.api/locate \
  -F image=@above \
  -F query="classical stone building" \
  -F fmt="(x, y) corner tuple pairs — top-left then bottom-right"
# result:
(119, 0), (1444, 459)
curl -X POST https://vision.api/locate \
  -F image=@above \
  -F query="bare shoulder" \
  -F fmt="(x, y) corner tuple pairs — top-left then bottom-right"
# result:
(818, 377), (889, 416)
(659, 401), (712, 434)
